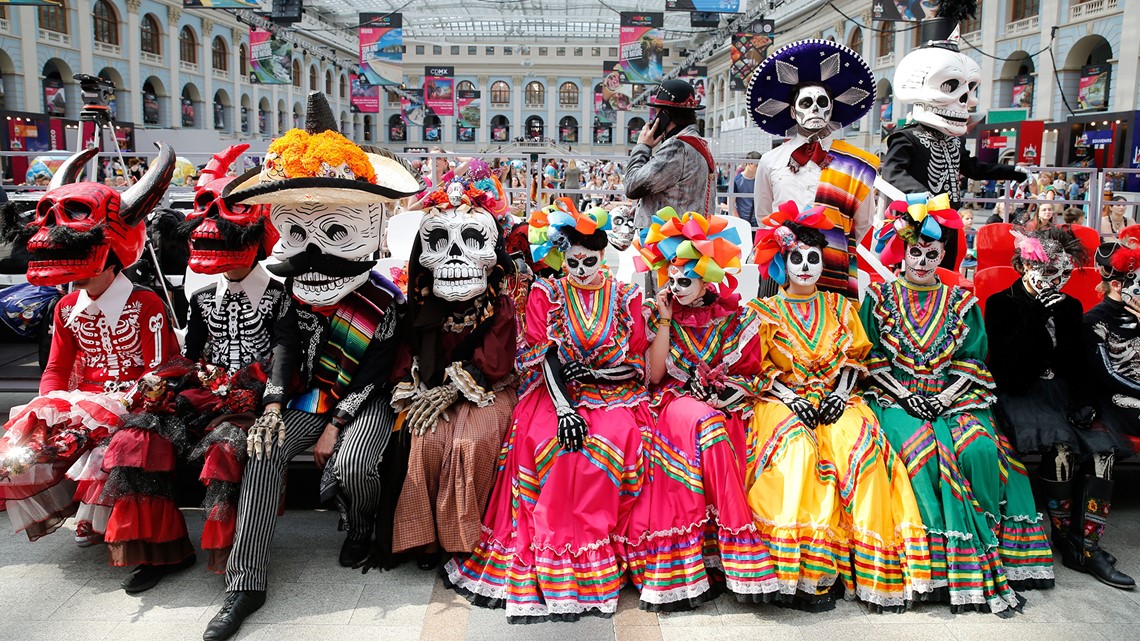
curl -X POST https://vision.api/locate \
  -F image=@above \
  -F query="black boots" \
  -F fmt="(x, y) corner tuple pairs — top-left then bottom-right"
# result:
(339, 536), (371, 568)
(1047, 475), (1135, 590)
(203, 590), (267, 641)
(121, 554), (197, 594)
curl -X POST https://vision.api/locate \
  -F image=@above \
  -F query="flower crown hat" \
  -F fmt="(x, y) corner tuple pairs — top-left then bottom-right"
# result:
(634, 207), (742, 288)
(1095, 224), (1140, 280)
(873, 193), (963, 265)
(753, 200), (835, 284)
(527, 198), (611, 271)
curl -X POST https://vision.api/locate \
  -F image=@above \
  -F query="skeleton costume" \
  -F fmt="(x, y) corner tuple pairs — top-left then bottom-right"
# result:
(985, 227), (1134, 590)
(861, 195), (1054, 616)
(445, 200), (652, 622)
(388, 177), (518, 558)
(0, 144), (177, 543)
(749, 39), (878, 300)
(746, 202), (933, 611)
(202, 92), (424, 641)
(624, 208), (779, 610)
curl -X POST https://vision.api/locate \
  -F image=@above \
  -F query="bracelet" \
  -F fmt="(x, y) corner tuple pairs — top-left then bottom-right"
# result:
(657, 319), (671, 327)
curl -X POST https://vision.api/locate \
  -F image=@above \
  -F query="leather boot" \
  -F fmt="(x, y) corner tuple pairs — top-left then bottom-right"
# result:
(1067, 475), (1135, 590)
(203, 590), (266, 641)
(1038, 477), (1073, 547)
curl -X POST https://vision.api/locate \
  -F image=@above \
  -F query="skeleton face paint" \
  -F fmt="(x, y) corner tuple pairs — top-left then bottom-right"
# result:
(1121, 270), (1140, 303)
(270, 202), (381, 307)
(786, 243), (823, 287)
(792, 85), (833, 135)
(894, 47), (980, 137)
(564, 244), (603, 287)
(608, 205), (636, 251)
(1026, 253), (1075, 294)
(667, 264), (705, 307)
(904, 240), (945, 285)
(418, 208), (498, 301)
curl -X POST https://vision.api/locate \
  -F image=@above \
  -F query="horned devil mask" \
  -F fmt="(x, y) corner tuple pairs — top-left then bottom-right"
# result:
(418, 207), (499, 301)
(268, 202), (382, 307)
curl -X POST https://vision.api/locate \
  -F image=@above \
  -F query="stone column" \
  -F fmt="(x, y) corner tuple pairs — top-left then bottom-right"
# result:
(202, 19), (214, 131)
(512, 75), (522, 140)
(126, 0), (143, 126)
(18, 7), (39, 117)
(76, 3), (94, 75)
(167, 5), (182, 128)
(580, 76), (591, 151)
(477, 75), (488, 146)
(546, 75), (557, 143)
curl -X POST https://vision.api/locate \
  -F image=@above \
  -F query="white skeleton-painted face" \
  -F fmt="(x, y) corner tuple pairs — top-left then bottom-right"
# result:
(1026, 253), (1075, 294)
(608, 205), (636, 251)
(894, 47), (980, 137)
(1121, 270), (1140, 303)
(565, 244), (604, 287)
(793, 85), (833, 135)
(270, 202), (382, 307)
(905, 239), (945, 285)
(418, 207), (499, 301)
(786, 243), (823, 287)
(667, 264), (705, 307)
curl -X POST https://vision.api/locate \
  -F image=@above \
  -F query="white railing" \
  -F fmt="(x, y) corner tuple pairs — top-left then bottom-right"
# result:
(962, 30), (981, 43)
(1070, 0), (1119, 20)
(212, 68), (229, 81)
(180, 61), (199, 74)
(38, 28), (72, 46)
(141, 52), (163, 65)
(875, 52), (895, 68)
(93, 41), (121, 56)
(1004, 16), (1040, 36)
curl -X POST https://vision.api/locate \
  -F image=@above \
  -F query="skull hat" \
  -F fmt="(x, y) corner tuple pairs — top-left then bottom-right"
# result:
(747, 39), (874, 137)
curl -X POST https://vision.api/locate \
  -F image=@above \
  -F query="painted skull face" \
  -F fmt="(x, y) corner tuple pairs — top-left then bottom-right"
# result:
(792, 85), (833, 135)
(905, 240), (944, 285)
(786, 243), (823, 287)
(894, 46), (980, 137)
(667, 264), (705, 306)
(564, 244), (604, 287)
(185, 145), (277, 275)
(269, 202), (382, 307)
(1026, 252), (1075, 294)
(608, 205), (636, 251)
(446, 181), (465, 207)
(418, 207), (499, 301)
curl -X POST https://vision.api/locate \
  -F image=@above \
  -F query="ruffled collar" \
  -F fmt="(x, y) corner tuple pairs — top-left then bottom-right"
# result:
(673, 292), (740, 327)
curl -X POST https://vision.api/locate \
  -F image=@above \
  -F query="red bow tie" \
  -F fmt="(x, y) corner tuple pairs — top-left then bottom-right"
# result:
(790, 140), (830, 169)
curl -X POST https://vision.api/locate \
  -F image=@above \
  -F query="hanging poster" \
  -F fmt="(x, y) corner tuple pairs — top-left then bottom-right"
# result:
(359, 12), (402, 86)
(350, 73), (380, 113)
(456, 89), (480, 141)
(182, 99), (195, 127)
(873, 1), (933, 21)
(619, 12), (664, 84)
(181, 0), (259, 8)
(599, 61), (632, 120)
(401, 88), (425, 126)
(729, 32), (773, 91)
(214, 102), (225, 129)
(690, 12), (720, 28)
(5, 116), (66, 184)
(1011, 75), (1034, 112)
(666, 0), (739, 10)
(249, 28), (292, 85)
(43, 79), (65, 116)
(1077, 63), (1110, 111)
(677, 66), (708, 108)
(143, 91), (160, 125)
(424, 66), (455, 117)
(0, 0), (65, 4)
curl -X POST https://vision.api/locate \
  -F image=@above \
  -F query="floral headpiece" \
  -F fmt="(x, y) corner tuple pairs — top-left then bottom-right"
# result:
(634, 207), (742, 286)
(873, 193), (962, 265)
(1010, 229), (1050, 266)
(753, 200), (834, 284)
(528, 198), (611, 271)
(1109, 225), (1140, 274)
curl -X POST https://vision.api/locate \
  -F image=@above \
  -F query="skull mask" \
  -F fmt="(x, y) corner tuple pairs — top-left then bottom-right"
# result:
(446, 181), (466, 207)
(792, 85), (833, 136)
(894, 46), (980, 137)
(417, 207), (499, 301)
(17, 143), (174, 286)
(667, 264), (706, 306)
(904, 239), (945, 286)
(1025, 245), (1075, 294)
(565, 245), (604, 287)
(608, 204), (636, 251)
(268, 202), (382, 307)
(786, 243), (823, 287)
(184, 144), (278, 275)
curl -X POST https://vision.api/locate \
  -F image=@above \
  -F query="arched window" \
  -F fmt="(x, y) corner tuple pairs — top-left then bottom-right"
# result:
(388, 114), (406, 142)
(363, 115), (374, 142)
(141, 15), (161, 55)
(490, 81), (510, 106)
(525, 81), (545, 107)
(457, 80), (475, 93)
(423, 114), (441, 143)
(291, 60), (301, 87)
(559, 82), (579, 107)
(877, 23), (894, 58)
(490, 115), (510, 142)
(239, 44), (249, 77)
(179, 26), (197, 64)
(212, 37), (228, 72)
(627, 117), (645, 144)
(525, 115), (544, 139)
(325, 70), (333, 95)
(309, 66), (318, 92)
(38, 0), (67, 35)
(558, 116), (578, 143)
(847, 27), (863, 56)
(93, 0), (118, 46)
(340, 75), (348, 99)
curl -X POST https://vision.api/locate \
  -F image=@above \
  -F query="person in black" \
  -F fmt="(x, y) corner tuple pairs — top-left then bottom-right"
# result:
(985, 226), (1134, 590)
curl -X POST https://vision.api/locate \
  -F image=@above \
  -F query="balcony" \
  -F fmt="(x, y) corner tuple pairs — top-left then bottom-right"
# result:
(1004, 16), (1040, 36)
(963, 30), (981, 44)
(141, 51), (163, 66)
(180, 61), (200, 74)
(38, 28), (72, 46)
(212, 68), (229, 81)
(876, 52), (895, 68)
(93, 41), (121, 56)
(1070, 0), (1119, 21)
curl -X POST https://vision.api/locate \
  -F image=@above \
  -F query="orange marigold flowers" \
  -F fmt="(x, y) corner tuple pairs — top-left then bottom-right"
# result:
(266, 129), (377, 184)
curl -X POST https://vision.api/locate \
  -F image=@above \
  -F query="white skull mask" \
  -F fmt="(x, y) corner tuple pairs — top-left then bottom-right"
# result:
(894, 47), (980, 137)
(565, 244), (604, 287)
(792, 85), (833, 135)
(446, 182), (465, 207)
(608, 205), (636, 251)
(1026, 251), (1075, 294)
(786, 243), (823, 287)
(418, 208), (498, 301)
(667, 264), (705, 307)
(270, 202), (382, 307)
(904, 239), (945, 285)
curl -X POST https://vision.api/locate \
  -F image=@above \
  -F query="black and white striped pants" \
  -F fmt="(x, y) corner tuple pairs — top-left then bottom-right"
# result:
(225, 399), (394, 592)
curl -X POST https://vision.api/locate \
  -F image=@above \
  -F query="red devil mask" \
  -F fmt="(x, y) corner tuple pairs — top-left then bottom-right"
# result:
(184, 144), (277, 275)
(24, 142), (174, 286)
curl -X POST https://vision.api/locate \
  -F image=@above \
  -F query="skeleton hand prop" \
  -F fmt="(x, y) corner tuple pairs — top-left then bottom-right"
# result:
(817, 367), (858, 425)
(247, 408), (285, 460)
(561, 361), (593, 382)
(556, 409), (588, 452)
(1037, 288), (1067, 309)
(406, 385), (458, 435)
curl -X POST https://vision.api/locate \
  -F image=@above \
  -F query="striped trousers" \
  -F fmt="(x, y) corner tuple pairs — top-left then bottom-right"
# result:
(225, 399), (394, 592)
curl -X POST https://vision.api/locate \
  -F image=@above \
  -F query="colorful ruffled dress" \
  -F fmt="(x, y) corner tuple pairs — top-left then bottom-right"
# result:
(859, 279), (1054, 616)
(445, 275), (651, 622)
(624, 293), (779, 610)
(744, 291), (933, 611)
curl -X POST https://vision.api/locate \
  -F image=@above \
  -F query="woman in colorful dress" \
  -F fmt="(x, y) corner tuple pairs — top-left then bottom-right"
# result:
(444, 199), (651, 622)
(622, 208), (777, 611)
(860, 194), (1055, 616)
(745, 201), (932, 611)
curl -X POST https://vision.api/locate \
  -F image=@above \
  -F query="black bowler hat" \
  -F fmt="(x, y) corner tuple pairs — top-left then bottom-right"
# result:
(648, 79), (705, 111)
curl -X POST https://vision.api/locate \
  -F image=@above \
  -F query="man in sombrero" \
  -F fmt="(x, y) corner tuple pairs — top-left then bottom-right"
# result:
(749, 39), (878, 300)
(201, 92), (425, 641)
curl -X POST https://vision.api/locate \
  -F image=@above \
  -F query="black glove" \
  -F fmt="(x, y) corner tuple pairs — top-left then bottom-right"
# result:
(925, 395), (948, 419)
(899, 395), (936, 422)
(1037, 288), (1066, 310)
(556, 410), (588, 452)
(561, 361), (593, 382)
(1068, 405), (1097, 430)
(817, 395), (847, 426)
(784, 397), (819, 429)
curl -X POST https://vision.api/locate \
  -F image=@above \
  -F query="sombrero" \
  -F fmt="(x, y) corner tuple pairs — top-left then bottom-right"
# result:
(747, 39), (874, 137)
(224, 91), (425, 206)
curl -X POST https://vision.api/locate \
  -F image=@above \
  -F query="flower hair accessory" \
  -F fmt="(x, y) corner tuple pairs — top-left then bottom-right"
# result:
(1109, 225), (1140, 274)
(634, 207), (742, 286)
(873, 193), (962, 265)
(1010, 229), (1049, 265)
(753, 200), (835, 285)
(528, 198), (611, 270)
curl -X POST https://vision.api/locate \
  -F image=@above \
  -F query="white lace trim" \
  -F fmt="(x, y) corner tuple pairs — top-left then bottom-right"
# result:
(1004, 566), (1055, 581)
(638, 578), (711, 605)
(724, 576), (782, 595)
(443, 558), (508, 601)
(445, 362), (496, 407)
(619, 505), (757, 548)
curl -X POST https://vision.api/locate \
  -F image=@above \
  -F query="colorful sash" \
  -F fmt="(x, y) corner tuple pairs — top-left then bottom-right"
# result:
(814, 140), (879, 300)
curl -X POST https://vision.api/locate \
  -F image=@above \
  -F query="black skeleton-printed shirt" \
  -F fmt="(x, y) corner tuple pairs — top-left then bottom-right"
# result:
(1084, 298), (1140, 404)
(183, 266), (290, 371)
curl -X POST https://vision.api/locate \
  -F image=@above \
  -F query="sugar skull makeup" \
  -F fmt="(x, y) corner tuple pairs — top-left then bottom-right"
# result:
(667, 264), (705, 306)
(565, 244), (603, 287)
(786, 243), (823, 287)
(793, 85), (833, 135)
(418, 207), (499, 301)
(904, 239), (945, 286)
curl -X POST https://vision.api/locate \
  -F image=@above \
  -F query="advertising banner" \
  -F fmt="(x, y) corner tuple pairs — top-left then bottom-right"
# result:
(666, 0), (739, 11)
(359, 12), (402, 86)
(6, 116), (66, 184)
(677, 66), (708, 108)
(1077, 63), (1110, 111)
(873, 1), (930, 21)
(424, 66), (455, 117)
(249, 28), (293, 84)
(619, 12), (664, 85)
(350, 73), (380, 113)
(690, 12), (720, 28)
(0, 0), (64, 5)
(43, 79), (65, 116)
(729, 32), (773, 91)
(1011, 75), (1034, 112)
(181, 0), (259, 8)
(457, 89), (480, 142)
(181, 98), (195, 127)
(1017, 120), (1043, 165)
(143, 91), (159, 125)
(1127, 111), (1140, 191)
(599, 61), (632, 122)
(401, 88), (425, 126)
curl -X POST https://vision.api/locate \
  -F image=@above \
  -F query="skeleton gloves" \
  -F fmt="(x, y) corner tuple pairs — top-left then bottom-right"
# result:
(247, 408), (286, 460)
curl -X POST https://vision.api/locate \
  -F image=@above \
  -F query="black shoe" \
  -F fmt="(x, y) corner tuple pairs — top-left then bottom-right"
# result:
(203, 590), (266, 641)
(339, 537), (371, 568)
(1098, 547), (1118, 566)
(121, 554), (197, 594)
(1083, 549), (1135, 590)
